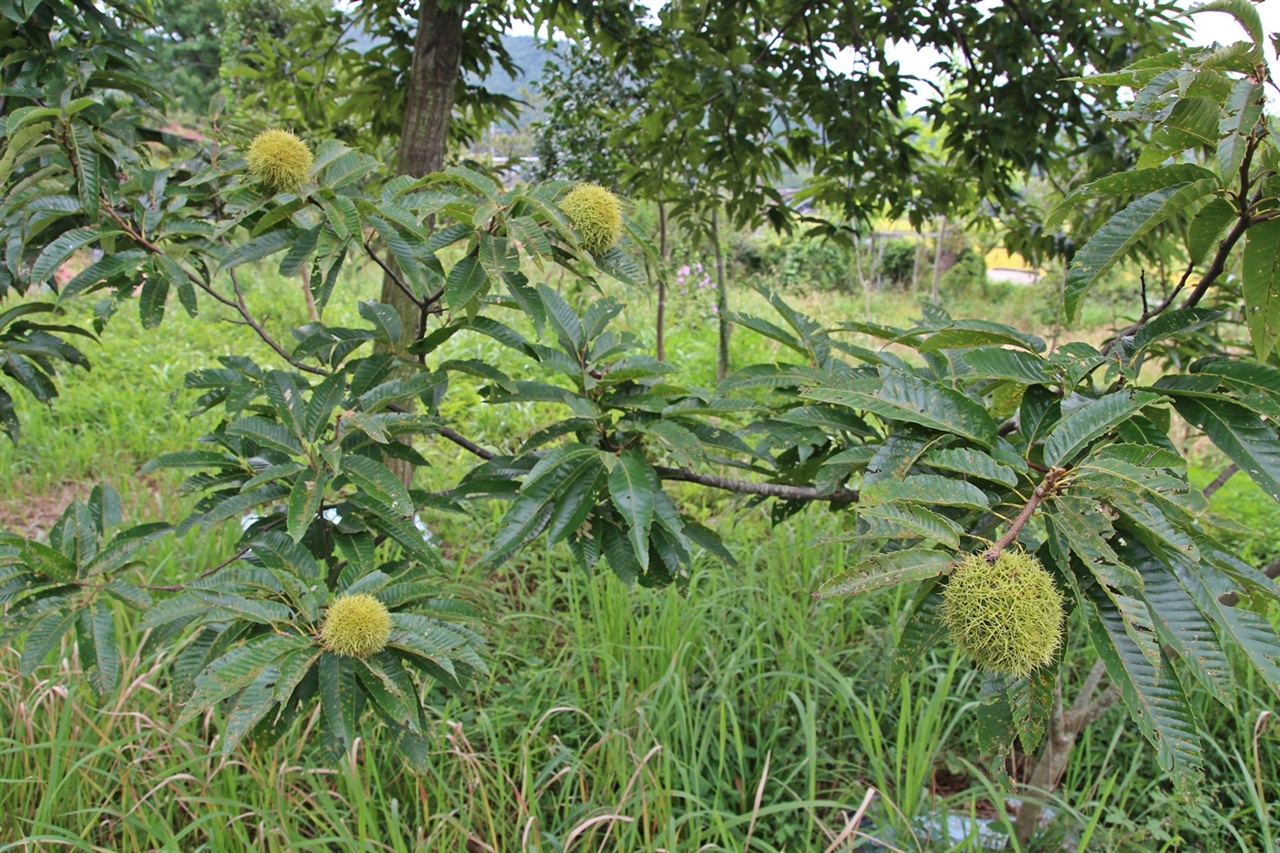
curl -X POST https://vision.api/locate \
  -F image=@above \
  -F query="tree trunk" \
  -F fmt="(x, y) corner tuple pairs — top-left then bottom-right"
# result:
(300, 264), (319, 322)
(378, 0), (465, 487)
(657, 201), (668, 361)
(712, 208), (730, 381)
(1014, 661), (1120, 845)
(931, 216), (947, 306)
(913, 237), (923, 292)
(850, 236), (870, 319)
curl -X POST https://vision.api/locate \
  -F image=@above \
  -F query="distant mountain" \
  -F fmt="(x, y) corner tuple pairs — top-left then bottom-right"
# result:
(485, 35), (559, 101)
(349, 25), (558, 97)
(348, 26), (557, 128)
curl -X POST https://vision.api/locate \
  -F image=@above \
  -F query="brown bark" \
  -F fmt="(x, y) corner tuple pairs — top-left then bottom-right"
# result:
(657, 201), (668, 361)
(930, 216), (947, 306)
(379, 1), (465, 487)
(1014, 661), (1120, 845)
(712, 208), (730, 381)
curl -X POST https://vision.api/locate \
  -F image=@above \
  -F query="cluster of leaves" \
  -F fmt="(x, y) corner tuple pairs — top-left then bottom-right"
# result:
(0, 0), (161, 438)
(0, 484), (168, 697)
(1, 0), (1279, 799)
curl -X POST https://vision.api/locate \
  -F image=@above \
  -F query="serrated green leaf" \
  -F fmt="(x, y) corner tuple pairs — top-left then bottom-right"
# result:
(20, 607), (77, 675)
(483, 444), (601, 567)
(444, 255), (487, 311)
(191, 590), (292, 624)
(31, 228), (118, 287)
(608, 450), (656, 571)
(923, 447), (1018, 487)
(641, 420), (706, 469)
(1192, 358), (1280, 417)
(544, 458), (605, 544)
(341, 454), (413, 516)
(817, 549), (953, 597)
(915, 320), (1045, 353)
(318, 651), (359, 749)
(79, 601), (118, 696)
(226, 416), (304, 456)
(182, 634), (310, 724)
(682, 520), (737, 567)
(144, 450), (239, 470)
(857, 504), (963, 548)
(1187, 198), (1236, 265)
(1010, 664), (1058, 756)
(287, 470), (328, 542)
(1043, 391), (1157, 467)
(1242, 219), (1280, 359)
(1121, 541), (1235, 707)
(221, 665), (281, 756)
(1046, 164), (1219, 231)
(1194, 0), (1262, 43)
(889, 579), (946, 686)
(22, 540), (77, 582)
(1065, 181), (1217, 322)
(1045, 497), (1137, 590)
(304, 373), (346, 442)
(1084, 585), (1203, 799)
(802, 368), (997, 447)
(1129, 308), (1223, 355)
(357, 653), (418, 730)
(960, 347), (1050, 384)
(218, 229), (304, 271)
(1186, 555), (1280, 701)
(537, 283), (584, 353)
(358, 300), (403, 346)
(252, 531), (322, 583)
(860, 474), (990, 510)
(1171, 395), (1280, 502)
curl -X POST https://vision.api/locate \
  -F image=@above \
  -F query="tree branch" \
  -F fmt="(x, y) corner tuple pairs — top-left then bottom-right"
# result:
(103, 204), (328, 376)
(437, 426), (496, 460)
(653, 465), (859, 504)
(433, 424), (859, 503)
(363, 240), (423, 310)
(226, 268), (328, 376)
(1103, 127), (1267, 354)
(1203, 464), (1239, 499)
(984, 468), (1063, 560)
(1071, 686), (1121, 728)
(1070, 659), (1108, 715)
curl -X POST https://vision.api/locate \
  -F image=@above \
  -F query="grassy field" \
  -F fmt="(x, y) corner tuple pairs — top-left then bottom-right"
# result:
(1, 257), (1277, 851)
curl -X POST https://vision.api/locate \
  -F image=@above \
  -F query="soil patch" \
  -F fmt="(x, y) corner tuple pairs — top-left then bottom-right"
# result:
(0, 480), (91, 539)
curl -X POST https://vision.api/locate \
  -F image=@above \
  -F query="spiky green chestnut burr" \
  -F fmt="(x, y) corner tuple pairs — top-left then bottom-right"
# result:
(320, 594), (392, 658)
(246, 128), (313, 192)
(941, 550), (1063, 677)
(558, 183), (623, 255)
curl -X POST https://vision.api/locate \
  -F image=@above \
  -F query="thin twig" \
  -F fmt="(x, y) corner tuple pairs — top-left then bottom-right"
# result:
(1103, 126), (1269, 354)
(363, 240), (421, 308)
(104, 205), (327, 376)
(227, 268), (328, 376)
